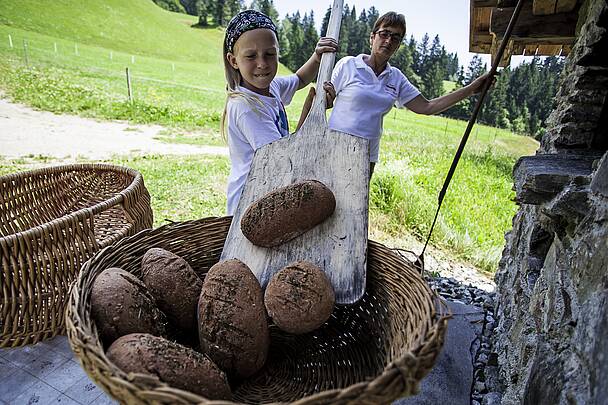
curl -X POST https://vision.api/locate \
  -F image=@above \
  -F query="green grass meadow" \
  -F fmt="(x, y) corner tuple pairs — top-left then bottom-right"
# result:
(0, 0), (539, 273)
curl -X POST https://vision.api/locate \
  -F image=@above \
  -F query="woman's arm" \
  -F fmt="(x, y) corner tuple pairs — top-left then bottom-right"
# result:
(295, 37), (338, 90)
(405, 72), (495, 115)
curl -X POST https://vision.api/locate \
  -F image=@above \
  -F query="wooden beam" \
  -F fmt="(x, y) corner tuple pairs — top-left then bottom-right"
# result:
(491, 36), (514, 66)
(533, 0), (557, 15)
(536, 44), (564, 55)
(533, 0), (578, 15)
(473, 0), (500, 7)
(491, 1), (578, 40)
(556, 0), (578, 13)
(473, 0), (518, 7)
(524, 44), (539, 55)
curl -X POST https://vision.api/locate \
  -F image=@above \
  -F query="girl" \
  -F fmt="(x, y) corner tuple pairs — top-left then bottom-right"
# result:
(222, 10), (337, 215)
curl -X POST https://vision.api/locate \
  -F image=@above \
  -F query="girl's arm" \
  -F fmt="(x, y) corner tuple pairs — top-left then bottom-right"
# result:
(405, 72), (495, 115)
(295, 37), (338, 90)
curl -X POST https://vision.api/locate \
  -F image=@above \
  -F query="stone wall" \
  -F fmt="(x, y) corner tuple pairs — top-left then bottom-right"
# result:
(493, 0), (608, 403)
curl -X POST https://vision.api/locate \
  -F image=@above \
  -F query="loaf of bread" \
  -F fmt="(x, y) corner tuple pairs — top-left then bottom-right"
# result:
(90, 267), (167, 346)
(264, 261), (335, 334)
(141, 248), (202, 332)
(107, 333), (232, 400)
(240, 180), (336, 247)
(197, 259), (269, 378)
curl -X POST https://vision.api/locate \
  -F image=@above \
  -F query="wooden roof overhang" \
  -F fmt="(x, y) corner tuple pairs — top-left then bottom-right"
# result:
(470, 0), (583, 66)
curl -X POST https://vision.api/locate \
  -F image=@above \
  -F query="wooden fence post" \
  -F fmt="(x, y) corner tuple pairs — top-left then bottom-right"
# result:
(22, 39), (29, 66)
(126, 67), (133, 104)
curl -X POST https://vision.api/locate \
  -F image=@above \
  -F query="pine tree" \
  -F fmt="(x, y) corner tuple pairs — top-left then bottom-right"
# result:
(422, 64), (444, 99)
(222, 0), (242, 24)
(367, 6), (379, 32)
(320, 6), (331, 37)
(285, 12), (305, 71)
(415, 33), (430, 77)
(302, 12), (319, 66)
(277, 17), (290, 61)
(338, 4), (352, 59)
(250, 0), (278, 23)
(195, 0), (208, 26)
(345, 8), (368, 56)
(481, 67), (510, 127)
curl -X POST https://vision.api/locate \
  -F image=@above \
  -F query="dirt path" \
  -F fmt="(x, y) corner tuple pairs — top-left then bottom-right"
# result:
(0, 97), (228, 159)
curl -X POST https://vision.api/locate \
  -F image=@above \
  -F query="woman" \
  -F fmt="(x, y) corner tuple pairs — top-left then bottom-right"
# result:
(328, 11), (493, 175)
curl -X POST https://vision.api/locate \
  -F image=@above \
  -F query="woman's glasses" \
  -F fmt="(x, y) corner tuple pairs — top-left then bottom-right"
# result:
(374, 29), (403, 43)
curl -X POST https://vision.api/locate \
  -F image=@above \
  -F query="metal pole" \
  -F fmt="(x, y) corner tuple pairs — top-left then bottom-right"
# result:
(8, 34), (13, 48)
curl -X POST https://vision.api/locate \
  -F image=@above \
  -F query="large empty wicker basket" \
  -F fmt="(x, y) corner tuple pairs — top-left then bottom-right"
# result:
(67, 216), (448, 404)
(0, 163), (153, 348)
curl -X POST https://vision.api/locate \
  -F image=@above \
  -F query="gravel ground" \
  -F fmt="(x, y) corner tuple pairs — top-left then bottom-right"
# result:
(427, 275), (501, 405)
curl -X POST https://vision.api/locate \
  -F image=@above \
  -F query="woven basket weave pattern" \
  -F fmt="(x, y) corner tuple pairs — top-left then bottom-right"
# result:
(1, 164), (153, 347)
(67, 216), (448, 404)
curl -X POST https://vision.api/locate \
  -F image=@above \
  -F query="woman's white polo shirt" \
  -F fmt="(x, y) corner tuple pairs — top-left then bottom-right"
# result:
(328, 54), (420, 162)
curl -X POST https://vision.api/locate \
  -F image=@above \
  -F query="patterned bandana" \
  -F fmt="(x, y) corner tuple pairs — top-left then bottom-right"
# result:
(224, 10), (277, 54)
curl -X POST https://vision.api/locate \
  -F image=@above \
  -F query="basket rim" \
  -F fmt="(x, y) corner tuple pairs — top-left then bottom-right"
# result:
(66, 217), (451, 405)
(0, 163), (145, 244)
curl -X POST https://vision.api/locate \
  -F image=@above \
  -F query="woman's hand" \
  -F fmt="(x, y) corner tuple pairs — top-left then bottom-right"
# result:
(295, 81), (337, 131)
(468, 71), (497, 95)
(314, 37), (339, 63)
(322, 81), (336, 108)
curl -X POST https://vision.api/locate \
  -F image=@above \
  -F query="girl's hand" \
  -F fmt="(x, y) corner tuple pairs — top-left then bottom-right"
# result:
(469, 71), (497, 95)
(314, 37), (338, 62)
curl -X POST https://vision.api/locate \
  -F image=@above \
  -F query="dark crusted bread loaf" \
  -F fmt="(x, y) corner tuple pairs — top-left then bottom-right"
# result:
(91, 267), (167, 347)
(106, 333), (232, 400)
(240, 180), (336, 247)
(141, 247), (202, 332)
(264, 261), (335, 334)
(197, 259), (269, 378)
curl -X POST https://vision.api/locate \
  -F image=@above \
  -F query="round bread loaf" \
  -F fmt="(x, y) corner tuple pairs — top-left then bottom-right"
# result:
(107, 333), (232, 400)
(91, 267), (167, 346)
(141, 248), (202, 331)
(198, 259), (269, 378)
(264, 261), (335, 334)
(240, 180), (336, 247)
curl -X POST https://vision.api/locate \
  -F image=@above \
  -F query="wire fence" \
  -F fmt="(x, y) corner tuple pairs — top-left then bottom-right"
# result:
(1, 32), (226, 102)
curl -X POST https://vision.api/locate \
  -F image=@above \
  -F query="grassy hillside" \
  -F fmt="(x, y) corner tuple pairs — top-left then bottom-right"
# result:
(0, 0), (293, 128)
(0, 0), (219, 61)
(0, 0), (539, 272)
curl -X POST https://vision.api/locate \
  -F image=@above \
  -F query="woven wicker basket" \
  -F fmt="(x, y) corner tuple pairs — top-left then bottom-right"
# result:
(67, 216), (448, 404)
(0, 163), (153, 348)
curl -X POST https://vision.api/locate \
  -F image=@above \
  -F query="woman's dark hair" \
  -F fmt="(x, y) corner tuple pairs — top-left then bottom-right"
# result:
(372, 12), (406, 35)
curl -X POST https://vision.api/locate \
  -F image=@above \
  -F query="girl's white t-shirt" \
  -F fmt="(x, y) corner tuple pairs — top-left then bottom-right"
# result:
(225, 74), (300, 215)
(328, 54), (421, 162)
